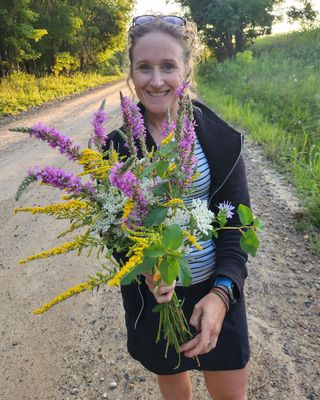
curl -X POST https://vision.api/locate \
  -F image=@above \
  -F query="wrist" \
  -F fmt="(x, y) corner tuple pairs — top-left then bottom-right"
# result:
(213, 276), (237, 304)
(209, 287), (230, 312)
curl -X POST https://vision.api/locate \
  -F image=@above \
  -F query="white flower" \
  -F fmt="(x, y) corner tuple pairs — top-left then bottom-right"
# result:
(189, 199), (215, 235)
(218, 201), (235, 219)
(164, 207), (190, 229)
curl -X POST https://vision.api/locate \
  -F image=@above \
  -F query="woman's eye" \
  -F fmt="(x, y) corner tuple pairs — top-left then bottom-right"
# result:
(138, 64), (150, 72)
(163, 63), (176, 72)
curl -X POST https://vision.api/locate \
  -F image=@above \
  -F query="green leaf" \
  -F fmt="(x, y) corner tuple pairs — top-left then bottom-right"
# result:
(212, 229), (218, 239)
(217, 213), (227, 227)
(152, 182), (171, 196)
(159, 141), (175, 155)
(156, 160), (169, 178)
(140, 163), (156, 177)
(144, 206), (168, 227)
(253, 217), (264, 231)
(238, 204), (254, 225)
(152, 303), (164, 313)
(240, 230), (260, 257)
(162, 224), (183, 250)
(120, 256), (156, 285)
(178, 256), (192, 286)
(144, 244), (165, 257)
(160, 256), (179, 285)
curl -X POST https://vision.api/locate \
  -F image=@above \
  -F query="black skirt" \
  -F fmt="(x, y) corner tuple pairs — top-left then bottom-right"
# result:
(120, 277), (250, 375)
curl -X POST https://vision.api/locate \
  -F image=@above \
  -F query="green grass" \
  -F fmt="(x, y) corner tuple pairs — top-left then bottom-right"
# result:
(0, 71), (124, 117)
(197, 27), (320, 251)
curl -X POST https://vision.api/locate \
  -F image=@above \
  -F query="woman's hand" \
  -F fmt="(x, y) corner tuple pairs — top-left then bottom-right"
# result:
(179, 292), (228, 357)
(143, 272), (176, 304)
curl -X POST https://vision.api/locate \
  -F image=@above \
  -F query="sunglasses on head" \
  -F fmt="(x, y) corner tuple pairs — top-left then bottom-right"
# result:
(132, 15), (186, 27)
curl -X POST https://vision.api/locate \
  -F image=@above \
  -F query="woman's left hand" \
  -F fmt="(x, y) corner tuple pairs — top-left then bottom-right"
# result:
(179, 292), (228, 357)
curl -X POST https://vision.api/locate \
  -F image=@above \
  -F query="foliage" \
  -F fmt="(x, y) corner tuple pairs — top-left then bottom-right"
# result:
(197, 27), (320, 232)
(52, 52), (80, 76)
(0, 71), (123, 116)
(176, 0), (283, 60)
(0, 0), (135, 77)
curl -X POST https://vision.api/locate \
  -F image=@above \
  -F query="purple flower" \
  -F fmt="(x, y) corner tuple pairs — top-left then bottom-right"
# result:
(218, 201), (235, 219)
(30, 123), (81, 161)
(178, 115), (197, 184)
(161, 118), (176, 138)
(175, 82), (189, 96)
(109, 163), (137, 198)
(29, 166), (95, 195)
(91, 109), (108, 149)
(121, 96), (146, 141)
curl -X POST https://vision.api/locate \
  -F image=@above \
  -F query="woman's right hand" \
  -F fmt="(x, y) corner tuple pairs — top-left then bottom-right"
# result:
(143, 272), (176, 303)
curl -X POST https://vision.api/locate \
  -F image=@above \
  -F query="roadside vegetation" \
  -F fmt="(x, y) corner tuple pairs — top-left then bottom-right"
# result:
(0, 71), (123, 116)
(197, 27), (320, 251)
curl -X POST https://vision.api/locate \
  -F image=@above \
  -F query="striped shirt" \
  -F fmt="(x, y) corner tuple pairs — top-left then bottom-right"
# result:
(176, 136), (216, 286)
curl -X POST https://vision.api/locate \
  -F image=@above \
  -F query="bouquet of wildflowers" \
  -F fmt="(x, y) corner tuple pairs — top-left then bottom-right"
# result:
(13, 84), (261, 368)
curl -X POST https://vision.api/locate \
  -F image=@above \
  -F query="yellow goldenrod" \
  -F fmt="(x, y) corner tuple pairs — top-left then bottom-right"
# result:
(14, 200), (90, 217)
(164, 162), (177, 177)
(160, 131), (174, 146)
(107, 237), (149, 286)
(19, 241), (80, 264)
(182, 230), (203, 251)
(163, 198), (185, 208)
(33, 281), (93, 314)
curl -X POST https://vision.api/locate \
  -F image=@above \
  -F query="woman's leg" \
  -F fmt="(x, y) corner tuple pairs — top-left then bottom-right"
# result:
(203, 365), (248, 400)
(157, 371), (193, 400)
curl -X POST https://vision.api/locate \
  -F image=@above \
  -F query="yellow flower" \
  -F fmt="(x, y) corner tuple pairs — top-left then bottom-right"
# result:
(163, 198), (185, 208)
(33, 281), (93, 314)
(182, 230), (203, 251)
(160, 131), (174, 146)
(122, 199), (134, 220)
(107, 237), (149, 286)
(19, 241), (80, 264)
(165, 162), (177, 177)
(14, 200), (90, 217)
(78, 148), (110, 178)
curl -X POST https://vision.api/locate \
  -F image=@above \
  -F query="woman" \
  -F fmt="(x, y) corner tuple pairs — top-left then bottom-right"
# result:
(107, 15), (250, 400)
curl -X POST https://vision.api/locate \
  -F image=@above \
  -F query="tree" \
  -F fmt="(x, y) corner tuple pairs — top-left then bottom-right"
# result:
(0, 0), (47, 76)
(287, 0), (318, 29)
(176, 0), (284, 60)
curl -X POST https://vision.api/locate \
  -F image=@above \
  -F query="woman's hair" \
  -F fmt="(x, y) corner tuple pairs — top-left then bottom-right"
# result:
(126, 15), (200, 95)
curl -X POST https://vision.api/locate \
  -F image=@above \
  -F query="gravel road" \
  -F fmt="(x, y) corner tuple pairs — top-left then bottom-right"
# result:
(0, 81), (319, 400)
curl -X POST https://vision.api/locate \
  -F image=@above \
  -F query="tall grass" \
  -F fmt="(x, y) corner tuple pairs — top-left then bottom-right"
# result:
(197, 28), (320, 237)
(0, 71), (124, 117)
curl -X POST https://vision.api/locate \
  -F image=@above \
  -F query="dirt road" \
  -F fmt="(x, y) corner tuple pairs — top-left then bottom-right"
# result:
(0, 81), (319, 400)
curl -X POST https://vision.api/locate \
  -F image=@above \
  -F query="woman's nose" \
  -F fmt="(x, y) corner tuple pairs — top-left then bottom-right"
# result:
(150, 69), (164, 87)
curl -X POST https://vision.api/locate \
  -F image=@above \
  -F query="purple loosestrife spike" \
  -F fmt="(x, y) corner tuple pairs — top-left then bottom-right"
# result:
(161, 115), (176, 138)
(29, 166), (95, 195)
(109, 163), (137, 198)
(91, 108), (108, 149)
(29, 123), (81, 161)
(120, 94), (148, 158)
(175, 82), (189, 97)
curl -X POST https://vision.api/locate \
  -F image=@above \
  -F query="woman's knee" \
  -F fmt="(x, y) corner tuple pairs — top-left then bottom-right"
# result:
(157, 371), (192, 400)
(203, 366), (248, 400)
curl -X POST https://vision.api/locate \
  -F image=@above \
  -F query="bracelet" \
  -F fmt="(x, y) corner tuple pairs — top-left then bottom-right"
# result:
(209, 288), (230, 312)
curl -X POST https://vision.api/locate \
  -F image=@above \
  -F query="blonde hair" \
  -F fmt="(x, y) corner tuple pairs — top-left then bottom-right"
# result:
(126, 15), (200, 97)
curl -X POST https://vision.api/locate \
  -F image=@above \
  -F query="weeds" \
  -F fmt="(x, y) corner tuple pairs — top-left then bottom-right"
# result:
(197, 27), (320, 245)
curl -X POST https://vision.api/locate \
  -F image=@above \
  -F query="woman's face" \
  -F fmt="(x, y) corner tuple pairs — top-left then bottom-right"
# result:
(131, 32), (186, 117)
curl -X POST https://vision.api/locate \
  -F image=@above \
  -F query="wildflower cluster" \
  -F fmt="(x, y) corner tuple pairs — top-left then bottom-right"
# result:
(13, 86), (262, 369)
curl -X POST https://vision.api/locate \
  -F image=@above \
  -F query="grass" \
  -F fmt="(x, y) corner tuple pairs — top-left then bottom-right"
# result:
(197, 27), (320, 252)
(0, 71), (124, 117)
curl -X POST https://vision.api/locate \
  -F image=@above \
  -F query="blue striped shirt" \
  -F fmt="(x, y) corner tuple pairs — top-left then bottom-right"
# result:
(176, 136), (216, 286)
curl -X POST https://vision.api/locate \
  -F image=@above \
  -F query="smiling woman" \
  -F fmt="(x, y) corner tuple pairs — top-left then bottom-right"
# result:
(104, 14), (253, 400)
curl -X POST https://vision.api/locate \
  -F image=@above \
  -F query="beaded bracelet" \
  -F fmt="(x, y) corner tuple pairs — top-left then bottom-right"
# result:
(209, 287), (230, 312)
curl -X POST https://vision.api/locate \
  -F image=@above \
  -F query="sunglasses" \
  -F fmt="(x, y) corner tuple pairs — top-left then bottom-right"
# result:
(132, 15), (186, 27)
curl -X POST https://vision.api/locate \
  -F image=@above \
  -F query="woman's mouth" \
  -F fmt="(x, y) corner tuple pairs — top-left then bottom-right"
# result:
(147, 90), (170, 97)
